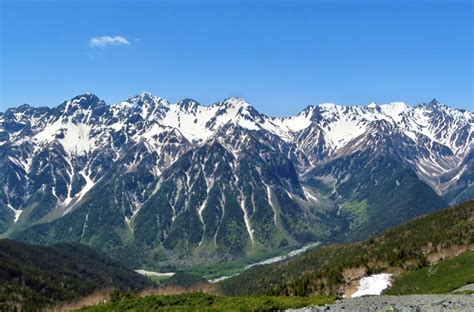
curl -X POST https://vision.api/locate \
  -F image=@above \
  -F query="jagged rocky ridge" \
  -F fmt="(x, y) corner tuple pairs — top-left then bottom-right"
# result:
(0, 93), (472, 265)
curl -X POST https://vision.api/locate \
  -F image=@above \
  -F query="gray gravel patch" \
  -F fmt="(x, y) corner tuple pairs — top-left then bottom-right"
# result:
(452, 283), (474, 293)
(288, 294), (474, 311)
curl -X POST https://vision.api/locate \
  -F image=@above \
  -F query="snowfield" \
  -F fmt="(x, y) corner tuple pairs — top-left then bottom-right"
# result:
(134, 269), (175, 277)
(351, 273), (393, 298)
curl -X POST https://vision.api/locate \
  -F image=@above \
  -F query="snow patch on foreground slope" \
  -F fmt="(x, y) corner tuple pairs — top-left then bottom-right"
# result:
(351, 273), (392, 298)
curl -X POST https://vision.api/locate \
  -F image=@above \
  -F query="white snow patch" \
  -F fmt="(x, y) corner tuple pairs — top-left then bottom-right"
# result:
(272, 106), (316, 132)
(63, 171), (95, 215)
(321, 116), (367, 150)
(140, 123), (167, 140)
(135, 270), (175, 277)
(160, 103), (216, 142)
(208, 273), (239, 283)
(351, 273), (392, 298)
(240, 197), (255, 246)
(110, 122), (125, 131)
(198, 199), (207, 225)
(264, 183), (278, 226)
(380, 102), (408, 123)
(7, 204), (22, 223)
(303, 186), (319, 202)
(34, 120), (93, 155)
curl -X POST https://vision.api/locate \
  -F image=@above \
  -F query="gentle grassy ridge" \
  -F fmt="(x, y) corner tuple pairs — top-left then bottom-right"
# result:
(82, 292), (335, 311)
(386, 251), (474, 295)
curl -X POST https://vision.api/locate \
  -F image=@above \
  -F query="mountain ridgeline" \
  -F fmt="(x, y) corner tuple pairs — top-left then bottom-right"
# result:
(0, 93), (472, 266)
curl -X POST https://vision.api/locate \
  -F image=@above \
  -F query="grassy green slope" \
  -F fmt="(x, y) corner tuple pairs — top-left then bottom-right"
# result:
(219, 200), (474, 296)
(81, 292), (335, 312)
(0, 239), (153, 310)
(386, 251), (474, 295)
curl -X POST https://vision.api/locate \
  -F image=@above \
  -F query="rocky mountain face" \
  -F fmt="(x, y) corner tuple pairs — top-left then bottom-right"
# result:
(0, 93), (471, 267)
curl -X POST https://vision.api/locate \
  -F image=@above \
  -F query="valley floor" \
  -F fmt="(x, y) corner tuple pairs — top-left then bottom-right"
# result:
(289, 294), (474, 312)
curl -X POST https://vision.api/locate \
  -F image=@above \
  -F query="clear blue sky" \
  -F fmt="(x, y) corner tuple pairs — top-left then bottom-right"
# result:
(1, 0), (472, 116)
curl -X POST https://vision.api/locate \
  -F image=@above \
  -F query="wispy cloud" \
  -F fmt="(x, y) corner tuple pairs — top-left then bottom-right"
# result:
(89, 35), (130, 48)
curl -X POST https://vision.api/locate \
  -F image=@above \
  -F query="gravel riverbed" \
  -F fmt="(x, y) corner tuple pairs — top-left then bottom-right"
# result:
(288, 294), (474, 311)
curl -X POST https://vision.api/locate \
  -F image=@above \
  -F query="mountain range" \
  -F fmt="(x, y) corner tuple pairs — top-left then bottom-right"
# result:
(0, 93), (472, 267)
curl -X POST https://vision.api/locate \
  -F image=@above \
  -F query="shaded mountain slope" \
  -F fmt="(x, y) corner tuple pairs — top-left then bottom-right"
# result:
(0, 239), (153, 310)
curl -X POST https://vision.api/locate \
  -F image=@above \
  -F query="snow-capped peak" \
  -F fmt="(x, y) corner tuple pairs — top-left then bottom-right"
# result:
(3, 92), (472, 163)
(177, 98), (201, 112)
(61, 93), (103, 112)
(156, 96), (263, 142)
(220, 97), (250, 108)
(124, 92), (168, 107)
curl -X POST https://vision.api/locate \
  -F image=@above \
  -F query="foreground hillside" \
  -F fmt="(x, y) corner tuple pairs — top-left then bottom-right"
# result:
(387, 251), (474, 295)
(219, 199), (474, 296)
(0, 239), (153, 310)
(81, 292), (335, 311)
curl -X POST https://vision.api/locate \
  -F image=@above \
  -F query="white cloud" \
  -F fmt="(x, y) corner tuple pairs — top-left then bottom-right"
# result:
(89, 36), (130, 48)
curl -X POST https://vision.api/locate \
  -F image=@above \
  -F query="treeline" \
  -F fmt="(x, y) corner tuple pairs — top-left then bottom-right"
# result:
(0, 240), (153, 310)
(219, 199), (474, 296)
